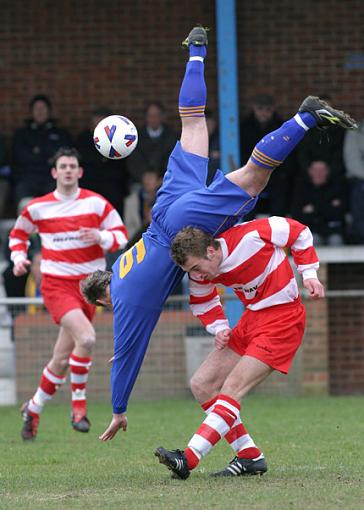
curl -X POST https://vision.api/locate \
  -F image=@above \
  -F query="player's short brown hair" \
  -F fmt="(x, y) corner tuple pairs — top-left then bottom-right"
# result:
(80, 270), (112, 305)
(171, 227), (220, 266)
(51, 147), (81, 167)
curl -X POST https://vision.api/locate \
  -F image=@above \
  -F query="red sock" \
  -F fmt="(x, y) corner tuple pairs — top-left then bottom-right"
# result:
(201, 397), (262, 459)
(184, 447), (200, 470)
(237, 447), (262, 459)
(69, 354), (92, 417)
(185, 394), (240, 470)
(28, 365), (66, 415)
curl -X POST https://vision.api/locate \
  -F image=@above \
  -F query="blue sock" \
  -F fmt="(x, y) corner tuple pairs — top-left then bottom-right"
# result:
(250, 112), (317, 169)
(189, 44), (207, 59)
(178, 45), (207, 117)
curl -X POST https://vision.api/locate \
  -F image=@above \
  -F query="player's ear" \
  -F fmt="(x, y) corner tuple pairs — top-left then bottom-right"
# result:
(78, 166), (84, 179)
(51, 167), (57, 180)
(206, 246), (214, 259)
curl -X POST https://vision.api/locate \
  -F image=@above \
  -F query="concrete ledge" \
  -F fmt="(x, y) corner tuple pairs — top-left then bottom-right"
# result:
(315, 246), (364, 263)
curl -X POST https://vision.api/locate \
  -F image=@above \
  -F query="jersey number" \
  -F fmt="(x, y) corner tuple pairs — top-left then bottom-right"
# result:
(119, 238), (146, 278)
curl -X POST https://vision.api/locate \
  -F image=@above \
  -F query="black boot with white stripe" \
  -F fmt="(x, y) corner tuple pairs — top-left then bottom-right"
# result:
(155, 446), (190, 480)
(299, 96), (357, 130)
(210, 454), (267, 477)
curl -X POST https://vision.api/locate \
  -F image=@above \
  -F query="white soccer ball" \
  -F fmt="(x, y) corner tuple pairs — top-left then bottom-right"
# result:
(93, 115), (138, 159)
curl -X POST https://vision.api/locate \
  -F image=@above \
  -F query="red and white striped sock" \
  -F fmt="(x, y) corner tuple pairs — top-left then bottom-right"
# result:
(227, 418), (262, 459)
(69, 353), (92, 418)
(202, 397), (262, 460)
(28, 365), (66, 416)
(184, 394), (240, 470)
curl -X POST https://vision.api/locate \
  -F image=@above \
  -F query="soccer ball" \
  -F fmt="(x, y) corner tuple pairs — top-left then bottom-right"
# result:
(93, 115), (138, 159)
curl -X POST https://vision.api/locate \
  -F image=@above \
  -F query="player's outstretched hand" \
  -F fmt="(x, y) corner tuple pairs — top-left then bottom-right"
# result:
(215, 328), (232, 350)
(13, 259), (31, 277)
(99, 413), (128, 441)
(79, 227), (101, 244)
(303, 278), (325, 299)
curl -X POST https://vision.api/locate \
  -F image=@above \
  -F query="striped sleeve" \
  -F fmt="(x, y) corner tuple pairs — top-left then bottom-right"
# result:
(99, 200), (128, 252)
(189, 277), (229, 335)
(9, 208), (37, 264)
(290, 224), (319, 279)
(267, 216), (319, 279)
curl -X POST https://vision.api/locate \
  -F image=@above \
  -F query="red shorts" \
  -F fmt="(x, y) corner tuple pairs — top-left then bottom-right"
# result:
(41, 275), (96, 325)
(227, 300), (306, 374)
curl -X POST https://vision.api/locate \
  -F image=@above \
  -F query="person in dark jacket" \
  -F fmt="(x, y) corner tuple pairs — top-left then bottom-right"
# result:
(126, 101), (177, 184)
(290, 160), (346, 245)
(297, 95), (346, 180)
(240, 94), (296, 217)
(76, 107), (130, 218)
(12, 95), (72, 207)
(205, 109), (220, 185)
(0, 132), (11, 217)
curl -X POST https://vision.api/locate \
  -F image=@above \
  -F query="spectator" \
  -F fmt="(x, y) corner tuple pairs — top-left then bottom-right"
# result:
(139, 170), (162, 227)
(12, 95), (72, 207)
(2, 218), (41, 301)
(76, 107), (130, 218)
(297, 94), (346, 180)
(0, 132), (11, 217)
(290, 160), (346, 246)
(24, 251), (43, 315)
(240, 94), (295, 217)
(205, 109), (220, 185)
(2, 236), (41, 319)
(126, 169), (162, 248)
(2, 197), (41, 300)
(343, 119), (364, 244)
(126, 101), (177, 184)
(124, 101), (177, 237)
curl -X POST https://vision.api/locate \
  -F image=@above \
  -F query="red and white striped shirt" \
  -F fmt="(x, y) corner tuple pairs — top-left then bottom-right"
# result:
(9, 188), (128, 279)
(189, 216), (319, 335)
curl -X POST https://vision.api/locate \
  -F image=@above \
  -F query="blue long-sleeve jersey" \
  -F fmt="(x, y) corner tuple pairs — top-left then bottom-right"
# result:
(109, 142), (257, 414)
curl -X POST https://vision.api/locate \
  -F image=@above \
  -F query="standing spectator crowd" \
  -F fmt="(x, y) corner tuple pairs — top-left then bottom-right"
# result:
(239, 93), (362, 246)
(0, 92), (363, 273)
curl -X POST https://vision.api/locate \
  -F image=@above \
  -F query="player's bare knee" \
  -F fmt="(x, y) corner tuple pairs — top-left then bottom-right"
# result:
(77, 332), (96, 353)
(190, 374), (201, 398)
(51, 355), (69, 372)
(227, 165), (271, 197)
(190, 373), (215, 400)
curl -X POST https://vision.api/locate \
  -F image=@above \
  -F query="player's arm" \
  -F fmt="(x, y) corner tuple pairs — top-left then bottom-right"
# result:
(79, 199), (128, 251)
(266, 217), (324, 299)
(189, 277), (231, 348)
(100, 341), (153, 441)
(99, 412), (128, 441)
(9, 207), (36, 276)
(100, 297), (160, 440)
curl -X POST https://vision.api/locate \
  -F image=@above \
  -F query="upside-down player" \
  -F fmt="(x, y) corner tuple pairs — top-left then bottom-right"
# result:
(155, 217), (324, 478)
(80, 26), (356, 442)
(9, 147), (128, 440)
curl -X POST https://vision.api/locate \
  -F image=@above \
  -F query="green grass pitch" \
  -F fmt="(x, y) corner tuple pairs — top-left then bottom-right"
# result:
(0, 395), (363, 509)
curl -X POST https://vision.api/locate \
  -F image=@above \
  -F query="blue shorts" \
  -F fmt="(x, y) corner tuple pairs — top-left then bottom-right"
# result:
(110, 141), (258, 413)
(153, 142), (258, 241)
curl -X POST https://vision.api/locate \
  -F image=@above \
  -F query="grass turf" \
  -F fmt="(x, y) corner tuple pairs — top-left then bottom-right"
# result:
(0, 395), (363, 509)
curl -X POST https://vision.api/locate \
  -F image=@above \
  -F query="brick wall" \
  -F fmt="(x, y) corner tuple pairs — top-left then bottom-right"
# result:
(0, 0), (363, 147)
(14, 309), (197, 404)
(0, 0), (217, 142)
(237, 0), (364, 119)
(328, 263), (364, 395)
(302, 265), (329, 394)
(15, 295), (337, 405)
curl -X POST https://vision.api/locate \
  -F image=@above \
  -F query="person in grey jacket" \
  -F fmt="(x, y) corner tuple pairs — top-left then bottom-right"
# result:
(343, 120), (364, 243)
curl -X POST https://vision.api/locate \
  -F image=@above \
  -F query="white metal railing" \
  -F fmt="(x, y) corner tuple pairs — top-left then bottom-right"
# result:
(1, 288), (364, 307)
